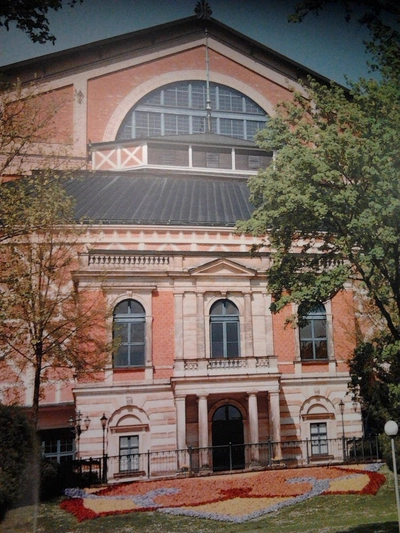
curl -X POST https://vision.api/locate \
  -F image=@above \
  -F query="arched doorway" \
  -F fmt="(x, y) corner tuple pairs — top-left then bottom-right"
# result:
(212, 404), (245, 472)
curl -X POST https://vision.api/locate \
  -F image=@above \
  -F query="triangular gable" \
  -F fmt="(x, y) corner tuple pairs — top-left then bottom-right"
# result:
(189, 258), (256, 277)
(2, 16), (330, 90)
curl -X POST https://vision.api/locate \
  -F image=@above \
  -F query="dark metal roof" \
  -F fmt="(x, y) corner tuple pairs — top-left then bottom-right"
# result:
(64, 172), (254, 227)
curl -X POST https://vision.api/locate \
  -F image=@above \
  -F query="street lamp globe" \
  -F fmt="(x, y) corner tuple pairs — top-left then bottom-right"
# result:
(385, 420), (399, 437)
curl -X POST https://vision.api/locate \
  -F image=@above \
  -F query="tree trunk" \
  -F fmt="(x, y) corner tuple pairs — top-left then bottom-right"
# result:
(32, 346), (42, 429)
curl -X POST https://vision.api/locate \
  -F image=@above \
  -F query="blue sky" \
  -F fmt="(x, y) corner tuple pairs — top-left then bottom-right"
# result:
(0, 0), (375, 85)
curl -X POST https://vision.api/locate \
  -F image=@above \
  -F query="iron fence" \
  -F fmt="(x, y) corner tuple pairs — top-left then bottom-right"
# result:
(71, 435), (380, 486)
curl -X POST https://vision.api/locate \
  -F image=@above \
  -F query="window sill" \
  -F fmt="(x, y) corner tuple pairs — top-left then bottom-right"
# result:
(309, 454), (334, 462)
(300, 359), (330, 365)
(113, 366), (146, 371)
(115, 470), (146, 479)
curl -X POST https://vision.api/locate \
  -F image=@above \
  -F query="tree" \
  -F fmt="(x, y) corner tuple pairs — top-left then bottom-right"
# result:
(0, 0), (82, 44)
(0, 78), (74, 184)
(289, 0), (400, 24)
(0, 79), (110, 428)
(0, 171), (110, 428)
(0, 77), (86, 242)
(237, 21), (400, 428)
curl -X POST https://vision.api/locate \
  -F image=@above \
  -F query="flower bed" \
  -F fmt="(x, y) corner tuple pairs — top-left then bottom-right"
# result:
(60, 463), (385, 523)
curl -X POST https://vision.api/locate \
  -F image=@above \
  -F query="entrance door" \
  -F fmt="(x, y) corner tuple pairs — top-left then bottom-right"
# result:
(212, 405), (245, 472)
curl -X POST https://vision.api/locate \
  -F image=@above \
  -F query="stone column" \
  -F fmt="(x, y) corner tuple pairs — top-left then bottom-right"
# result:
(175, 396), (186, 450)
(248, 392), (260, 466)
(244, 293), (254, 357)
(198, 395), (210, 470)
(269, 391), (282, 460)
(145, 313), (153, 380)
(196, 293), (205, 359)
(174, 292), (184, 359)
(175, 396), (188, 471)
(73, 78), (88, 160)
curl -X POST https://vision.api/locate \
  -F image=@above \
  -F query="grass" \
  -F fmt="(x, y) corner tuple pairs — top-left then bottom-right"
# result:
(2, 466), (400, 533)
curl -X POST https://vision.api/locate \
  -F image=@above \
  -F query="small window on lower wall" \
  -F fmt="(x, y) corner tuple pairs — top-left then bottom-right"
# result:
(119, 435), (139, 472)
(40, 428), (74, 463)
(310, 422), (328, 456)
(299, 303), (328, 361)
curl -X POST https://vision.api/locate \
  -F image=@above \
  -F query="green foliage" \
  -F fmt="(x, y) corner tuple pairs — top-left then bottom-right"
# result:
(0, 171), (76, 242)
(349, 338), (400, 433)
(0, 405), (37, 519)
(237, 17), (400, 427)
(288, 1), (400, 25)
(0, 1), (82, 44)
(0, 172), (110, 427)
(379, 433), (400, 473)
(238, 22), (400, 337)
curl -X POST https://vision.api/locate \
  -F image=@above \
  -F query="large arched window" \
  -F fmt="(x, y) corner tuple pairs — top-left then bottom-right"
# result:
(117, 81), (268, 141)
(299, 303), (328, 361)
(210, 299), (240, 358)
(113, 299), (146, 368)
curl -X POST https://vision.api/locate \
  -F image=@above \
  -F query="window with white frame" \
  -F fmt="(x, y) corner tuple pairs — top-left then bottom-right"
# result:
(310, 422), (328, 456)
(210, 299), (240, 358)
(113, 299), (146, 368)
(119, 435), (139, 472)
(117, 81), (268, 141)
(299, 303), (328, 361)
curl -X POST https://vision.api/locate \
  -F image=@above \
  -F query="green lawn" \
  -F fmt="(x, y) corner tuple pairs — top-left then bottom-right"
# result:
(2, 466), (399, 533)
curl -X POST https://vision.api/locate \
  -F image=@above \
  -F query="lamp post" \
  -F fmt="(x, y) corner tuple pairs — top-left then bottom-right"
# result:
(100, 413), (108, 483)
(385, 420), (400, 533)
(339, 399), (346, 462)
(69, 411), (91, 458)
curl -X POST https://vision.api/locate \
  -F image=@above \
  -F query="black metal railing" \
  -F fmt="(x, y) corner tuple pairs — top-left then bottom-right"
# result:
(70, 436), (380, 486)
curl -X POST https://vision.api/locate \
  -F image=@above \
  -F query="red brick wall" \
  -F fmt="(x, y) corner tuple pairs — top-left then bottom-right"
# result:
(272, 305), (295, 372)
(87, 47), (292, 142)
(331, 290), (357, 371)
(37, 86), (74, 144)
(152, 290), (175, 379)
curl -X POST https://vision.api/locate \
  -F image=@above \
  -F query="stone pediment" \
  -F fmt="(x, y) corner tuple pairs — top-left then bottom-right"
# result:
(189, 258), (257, 277)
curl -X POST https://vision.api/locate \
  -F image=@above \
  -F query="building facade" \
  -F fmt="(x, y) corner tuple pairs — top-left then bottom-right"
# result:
(0, 14), (363, 477)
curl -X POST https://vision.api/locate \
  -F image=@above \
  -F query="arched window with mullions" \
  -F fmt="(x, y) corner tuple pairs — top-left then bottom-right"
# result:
(210, 299), (240, 358)
(299, 303), (328, 361)
(117, 81), (268, 141)
(113, 299), (146, 368)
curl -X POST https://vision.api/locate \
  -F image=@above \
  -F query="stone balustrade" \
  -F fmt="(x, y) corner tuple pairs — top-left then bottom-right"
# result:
(174, 356), (278, 377)
(87, 253), (170, 268)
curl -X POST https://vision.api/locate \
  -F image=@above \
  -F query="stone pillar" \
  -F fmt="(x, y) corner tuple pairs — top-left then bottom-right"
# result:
(73, 78), (88, 160)
(197, 293), (205, 359)
(174, 292), (184, 359)
(269, 390), (282, 460)
(175, 396), (186, 450)
(248, 392), (260, 466)
(198, 395), (210, 470)
(145, 314), (153, 379)
(244, 293), (254, 357)
(175, 395), (188, 471)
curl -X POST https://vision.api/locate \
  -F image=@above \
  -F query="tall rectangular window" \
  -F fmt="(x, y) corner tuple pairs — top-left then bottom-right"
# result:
(299, 304), (328, 360)
(113, 299), (146, 368)
(210, 299), (240, 358)
(119, 435), (139, 472)
(310, 422), (328, 456)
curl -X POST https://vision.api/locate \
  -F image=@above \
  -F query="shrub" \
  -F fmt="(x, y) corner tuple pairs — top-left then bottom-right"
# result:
(379, 433), (400, 473)
(0, 405), (37, 519)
